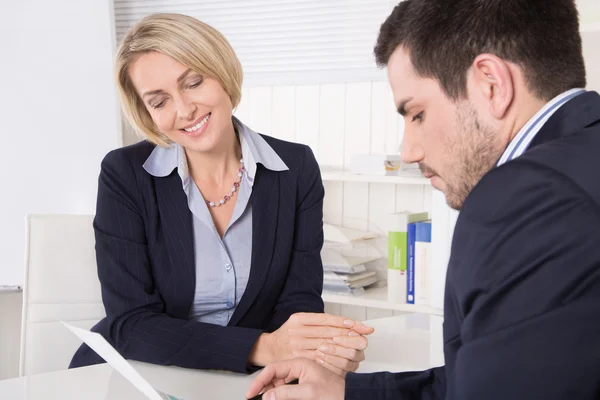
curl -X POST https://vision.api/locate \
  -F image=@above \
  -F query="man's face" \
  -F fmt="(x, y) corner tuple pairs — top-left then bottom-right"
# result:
(387, 46), (503, 210)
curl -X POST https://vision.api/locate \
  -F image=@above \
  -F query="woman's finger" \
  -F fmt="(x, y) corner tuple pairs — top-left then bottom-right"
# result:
(318, 343), (365, 362)
(293, 326), (351, 339)
(332, 335), (368, 350)
(315, 355), (347, 376)
(316, 351), (360, 373)
(291, 338), (328, 352)
(291, 313), (356, 329)
(352, 321), (375, 335)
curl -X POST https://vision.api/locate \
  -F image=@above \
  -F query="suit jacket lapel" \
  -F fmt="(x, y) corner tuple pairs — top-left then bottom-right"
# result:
(229, 166), (280, 326)
(154, 172), (196, 317)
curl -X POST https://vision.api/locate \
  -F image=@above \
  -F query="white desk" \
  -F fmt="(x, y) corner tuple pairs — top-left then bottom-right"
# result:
(0, 314), (444, 399)
(0, 361), (257, 399)
(359, 314), (444, 373)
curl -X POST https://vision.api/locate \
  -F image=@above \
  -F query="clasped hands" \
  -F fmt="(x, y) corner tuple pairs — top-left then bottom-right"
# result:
(249, 312), (374, 376)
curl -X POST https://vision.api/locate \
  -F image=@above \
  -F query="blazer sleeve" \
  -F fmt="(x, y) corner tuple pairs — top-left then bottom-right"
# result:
(345, 367), (446, 400)
(266, 145), (325, 331)
(449, 161), (600, 399)
(95, 149), (262, 373)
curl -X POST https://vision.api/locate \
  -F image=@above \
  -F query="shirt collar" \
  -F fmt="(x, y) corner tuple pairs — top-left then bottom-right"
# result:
(142, 117), (288, 188)
(233, 116), (288, 185)
(496, 88), (586, 166)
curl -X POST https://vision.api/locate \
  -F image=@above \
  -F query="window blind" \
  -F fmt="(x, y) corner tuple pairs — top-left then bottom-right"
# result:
(113, 0), (392, 86)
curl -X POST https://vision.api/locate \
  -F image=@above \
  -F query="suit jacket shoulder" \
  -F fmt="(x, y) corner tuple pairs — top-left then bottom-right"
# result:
(259, 134), (318, 176)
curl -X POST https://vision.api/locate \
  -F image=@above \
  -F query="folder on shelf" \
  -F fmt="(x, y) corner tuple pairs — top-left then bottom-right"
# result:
(323, 276), (377, 289)
(324, 270), (378, 285)
(321, 246), (382, 274)
(324, 223), (378, 243)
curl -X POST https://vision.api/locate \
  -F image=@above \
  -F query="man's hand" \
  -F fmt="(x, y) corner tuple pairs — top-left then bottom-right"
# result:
(246, 357), (345, 400)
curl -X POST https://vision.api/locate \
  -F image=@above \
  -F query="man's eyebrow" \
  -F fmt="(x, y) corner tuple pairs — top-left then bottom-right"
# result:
(397, 97), (413, 116)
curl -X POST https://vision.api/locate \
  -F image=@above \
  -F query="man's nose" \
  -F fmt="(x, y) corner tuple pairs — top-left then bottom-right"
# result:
(399, 130), (424, 164)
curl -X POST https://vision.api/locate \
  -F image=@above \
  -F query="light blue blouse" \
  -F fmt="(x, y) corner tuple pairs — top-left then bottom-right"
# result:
(143, 117), (288, 325)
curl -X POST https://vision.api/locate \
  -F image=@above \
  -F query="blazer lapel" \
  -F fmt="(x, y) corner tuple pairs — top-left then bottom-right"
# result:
(154, 172), (196, 316)
(229, 166), (280, 325)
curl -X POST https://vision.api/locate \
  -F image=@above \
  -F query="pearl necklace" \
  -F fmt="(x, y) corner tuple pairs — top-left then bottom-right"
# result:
(205, 159), (245, 208)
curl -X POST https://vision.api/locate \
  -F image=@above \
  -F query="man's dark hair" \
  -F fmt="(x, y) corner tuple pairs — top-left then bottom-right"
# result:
(375, 0), (586, 101)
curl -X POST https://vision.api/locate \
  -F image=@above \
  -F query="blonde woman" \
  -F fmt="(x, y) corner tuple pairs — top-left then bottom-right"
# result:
(69, 13), (373, 374)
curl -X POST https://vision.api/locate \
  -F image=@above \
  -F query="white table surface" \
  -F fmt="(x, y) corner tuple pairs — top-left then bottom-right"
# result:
(0, 314), (444, 399)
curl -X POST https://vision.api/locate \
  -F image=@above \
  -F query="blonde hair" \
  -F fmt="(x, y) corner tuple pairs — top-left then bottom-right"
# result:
(115, 13), (243, 146)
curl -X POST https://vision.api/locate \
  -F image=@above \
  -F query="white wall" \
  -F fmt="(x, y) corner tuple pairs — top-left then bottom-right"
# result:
(0, 0), (121, 286)
(582, 30), (600, 92)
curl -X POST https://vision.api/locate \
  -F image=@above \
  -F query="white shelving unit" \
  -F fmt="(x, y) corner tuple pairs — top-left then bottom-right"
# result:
(319, 167), (444, 316)
(322, 287), (443, 316)
(320, 167), (430, 186)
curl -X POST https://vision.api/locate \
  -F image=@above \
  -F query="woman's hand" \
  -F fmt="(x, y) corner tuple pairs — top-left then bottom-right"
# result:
(248, 313), (374, 375)
(315, 320), (374, 375)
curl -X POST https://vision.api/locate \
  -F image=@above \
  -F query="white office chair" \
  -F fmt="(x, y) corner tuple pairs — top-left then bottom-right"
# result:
(20, 214), (106, 376)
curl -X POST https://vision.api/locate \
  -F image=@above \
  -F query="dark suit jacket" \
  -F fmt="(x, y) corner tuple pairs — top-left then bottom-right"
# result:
(69, 135), (325, 373)
(346, 91), (600, 399)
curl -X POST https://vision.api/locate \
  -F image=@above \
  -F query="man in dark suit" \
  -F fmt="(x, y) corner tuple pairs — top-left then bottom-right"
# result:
(246, 0), (600, 398)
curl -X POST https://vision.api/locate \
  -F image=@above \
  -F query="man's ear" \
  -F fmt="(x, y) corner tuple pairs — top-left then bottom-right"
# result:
(470, 54), (515, 120)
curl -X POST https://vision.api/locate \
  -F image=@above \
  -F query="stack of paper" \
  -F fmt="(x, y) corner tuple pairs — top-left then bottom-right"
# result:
(323, 223), (378, 243)
(323, 270), (378, 294)
(322, 227), (384, 295)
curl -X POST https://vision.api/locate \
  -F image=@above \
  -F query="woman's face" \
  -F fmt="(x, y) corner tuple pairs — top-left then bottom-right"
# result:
(129, 51), (234, 153)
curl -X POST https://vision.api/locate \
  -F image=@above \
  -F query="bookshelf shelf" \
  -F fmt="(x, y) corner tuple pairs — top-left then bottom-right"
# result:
(322, 287), (443, 316)
(320, 167), (430, 185)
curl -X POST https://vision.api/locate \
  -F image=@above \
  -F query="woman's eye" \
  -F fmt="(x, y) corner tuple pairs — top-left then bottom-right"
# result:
(151, 99), (167, 109)
(188, 79), (203, 89)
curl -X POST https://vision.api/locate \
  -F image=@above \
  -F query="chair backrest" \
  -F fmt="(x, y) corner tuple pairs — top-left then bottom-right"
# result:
(20, 214), (105, 376)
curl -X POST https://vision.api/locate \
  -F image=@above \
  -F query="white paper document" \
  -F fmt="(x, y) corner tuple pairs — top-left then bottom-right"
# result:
(61, 321), (183, 400)
(323, 223), (378, 243)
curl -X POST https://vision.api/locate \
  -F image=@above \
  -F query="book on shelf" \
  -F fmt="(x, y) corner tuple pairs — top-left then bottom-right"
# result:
(387, 211), (429, 304)
(413, 221), (432, 306)
(407, 219), (432, 305)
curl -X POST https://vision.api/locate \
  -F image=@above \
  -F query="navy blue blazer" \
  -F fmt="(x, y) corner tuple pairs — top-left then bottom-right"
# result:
(69, 135), (325, 373)
(346, 91), (600, 399)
